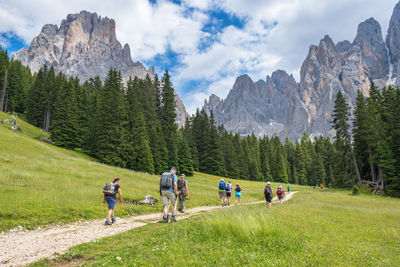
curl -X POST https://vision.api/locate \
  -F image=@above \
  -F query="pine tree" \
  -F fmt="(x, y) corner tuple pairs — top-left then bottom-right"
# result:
(332, 90), (361, 187)
(177, 131), (194, 176)
(295, 143), (307, 185)
(93, 69), (126, 166)
(126, 78), (154, 173)
(160, 70), (178, 168)
(50, 78), (80, 148)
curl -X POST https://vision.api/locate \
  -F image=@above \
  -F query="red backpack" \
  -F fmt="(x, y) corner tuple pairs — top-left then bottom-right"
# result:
(277, 188), (283, 196)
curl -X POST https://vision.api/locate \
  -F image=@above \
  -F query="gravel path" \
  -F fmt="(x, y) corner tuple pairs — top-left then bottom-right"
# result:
(0, 192), (297, 267)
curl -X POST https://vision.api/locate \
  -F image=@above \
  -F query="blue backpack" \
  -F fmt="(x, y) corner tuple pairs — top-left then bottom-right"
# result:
(219, 182), (225, 190)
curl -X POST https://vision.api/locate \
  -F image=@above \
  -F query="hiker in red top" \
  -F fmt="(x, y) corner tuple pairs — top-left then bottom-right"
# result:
(277, 185), (285, 205)
(320, 184), (323, 190)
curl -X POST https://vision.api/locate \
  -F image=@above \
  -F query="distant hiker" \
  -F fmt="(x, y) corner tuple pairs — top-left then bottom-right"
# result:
(218, 179), (226, 207)
(277, 185), (285, 205)
(103, 177), (122, 226)
(287, 185), (290, 192)
(320, 184), (323, 190)
(234, 183), (242, 205)
(264, 182), (273, 208)
(226, 181), (232, 206)
(313, 185), (316, 189)
(160, 167), (178, 223)
(177, 174), (189, 213)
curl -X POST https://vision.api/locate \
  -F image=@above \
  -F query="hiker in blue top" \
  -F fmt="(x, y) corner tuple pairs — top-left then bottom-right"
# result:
(225, 181), (232, 206)
(218, 178), (226, 207)
(160, 167), (178, 223)
(287, 185), (290, 192)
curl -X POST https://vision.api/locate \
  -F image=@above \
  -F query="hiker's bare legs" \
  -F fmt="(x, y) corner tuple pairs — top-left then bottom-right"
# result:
(107, 209), (113, 219)
(162, 204), (169, 217)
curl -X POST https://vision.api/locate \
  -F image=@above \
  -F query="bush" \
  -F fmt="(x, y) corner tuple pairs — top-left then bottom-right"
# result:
(352, 185), (360, 195)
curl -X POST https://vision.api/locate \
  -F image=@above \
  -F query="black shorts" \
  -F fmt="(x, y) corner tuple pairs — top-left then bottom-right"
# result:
(265, 195), (272, 203)
(226, 192), (231, 197)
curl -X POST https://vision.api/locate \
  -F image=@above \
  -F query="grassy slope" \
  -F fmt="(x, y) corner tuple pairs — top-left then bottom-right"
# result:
(1, 113), (298, 231)
(35, 190), (400, 267)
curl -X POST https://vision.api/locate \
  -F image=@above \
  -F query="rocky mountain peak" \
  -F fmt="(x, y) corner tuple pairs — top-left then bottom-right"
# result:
(386, 1), (400, 81)
(353, 17), (388, 80)
(232, 74), (253, 92)
(268, 70), (297, 96)
(13, 10), (152, 82)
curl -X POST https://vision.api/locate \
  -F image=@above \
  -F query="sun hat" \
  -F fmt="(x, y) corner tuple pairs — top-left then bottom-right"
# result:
(267, 181), (271, 185)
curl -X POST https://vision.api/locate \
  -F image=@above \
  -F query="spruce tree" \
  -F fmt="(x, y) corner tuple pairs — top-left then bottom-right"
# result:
(50, 78), (80, 148)
(93, 69), (126, 166)
(160, 70), (178, 168)
(177, 131), (194, 176)
(126, 77), (154, 173)
(332, 90), (361, 187)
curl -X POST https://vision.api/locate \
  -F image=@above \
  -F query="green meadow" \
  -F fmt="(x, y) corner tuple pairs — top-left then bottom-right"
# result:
(0, 112), (296, 231)
(34, 190), (400, 266)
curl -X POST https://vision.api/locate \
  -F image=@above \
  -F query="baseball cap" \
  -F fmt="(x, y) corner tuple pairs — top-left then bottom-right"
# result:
(171, 167), (177, 171)
(113, 177), (120, 182)
(220, 178), (224, 181)
(267, 181), (271, 185)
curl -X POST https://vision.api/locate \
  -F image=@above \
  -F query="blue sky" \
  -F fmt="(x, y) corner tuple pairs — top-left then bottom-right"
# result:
(0, 0), (398, 114)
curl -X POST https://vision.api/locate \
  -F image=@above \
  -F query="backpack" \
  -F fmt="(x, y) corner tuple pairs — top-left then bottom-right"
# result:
(177, 178), (186, 190)
(277, 188), (283, 196)
(219, 182), (225, 190)
(103, 182), (115, 196)
(235, 185), (241, 192)
(264, 186), (272, 196)
(226, 183), (231, 192)
(160, 172), (174, 189)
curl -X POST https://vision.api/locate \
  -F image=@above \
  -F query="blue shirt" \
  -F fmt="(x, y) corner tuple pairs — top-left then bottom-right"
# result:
(218, 182), (226, 191)
(161, 173), (178, 192)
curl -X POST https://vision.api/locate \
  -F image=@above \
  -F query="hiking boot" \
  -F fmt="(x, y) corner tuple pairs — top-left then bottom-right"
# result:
(170, 216), (177, 223)
(105, 219), (112, 226)
(162, 216), (169, 223)
(111, 216), (116, 224)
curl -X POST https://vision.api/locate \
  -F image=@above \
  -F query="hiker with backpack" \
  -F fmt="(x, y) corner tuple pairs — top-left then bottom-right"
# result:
(177, 174), (189, 213)
(225, 181), (232, 206)
(160, 167), (179, 223)
(264, 181), (273, 208)
(234, 183), (242, 205)
(218, 179), (226, 207)
(102, 177), (122, 225)
(277, 185), (285, 205)
(287, 185), (290, 192)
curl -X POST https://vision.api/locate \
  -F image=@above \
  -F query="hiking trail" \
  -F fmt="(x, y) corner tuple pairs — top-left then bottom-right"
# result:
(0, 192), (297, 266)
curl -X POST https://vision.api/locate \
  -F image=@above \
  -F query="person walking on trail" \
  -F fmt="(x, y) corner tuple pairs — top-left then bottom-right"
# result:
(320, 184), (324, 190)
(160, 167), (179, 223)
(218, 179), (226, 207)
(177, 174), (189, 213)
(264, 182), (273, 208)
(287, 185), (290, 192)
(226, 181), (232, 206)
(277, 185), (285, 205)
(102, 177), (122, 226)
(234, 183), (242, 205)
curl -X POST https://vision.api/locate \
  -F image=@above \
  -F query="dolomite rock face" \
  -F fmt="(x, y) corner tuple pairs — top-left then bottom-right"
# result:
(14, 10), (188, 126)
(203, 0), (400, 140)
(14, 11), (153, 82)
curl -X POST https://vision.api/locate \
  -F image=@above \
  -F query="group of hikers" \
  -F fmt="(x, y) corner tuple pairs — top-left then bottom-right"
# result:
(102, 167), (291, 225)
(218, 179), (242, 207)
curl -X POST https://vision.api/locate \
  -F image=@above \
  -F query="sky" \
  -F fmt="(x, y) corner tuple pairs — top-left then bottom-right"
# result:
(0, 0), (398, 114)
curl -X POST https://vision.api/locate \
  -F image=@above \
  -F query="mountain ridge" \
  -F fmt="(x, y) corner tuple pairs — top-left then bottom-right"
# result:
(204, 1), (400, 140)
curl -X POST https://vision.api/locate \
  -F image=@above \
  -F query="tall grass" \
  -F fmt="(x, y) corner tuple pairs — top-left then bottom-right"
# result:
(35, 190), (400, 266)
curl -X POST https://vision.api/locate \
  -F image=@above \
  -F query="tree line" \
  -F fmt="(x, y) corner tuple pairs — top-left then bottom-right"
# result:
(0, 46), (399, 196)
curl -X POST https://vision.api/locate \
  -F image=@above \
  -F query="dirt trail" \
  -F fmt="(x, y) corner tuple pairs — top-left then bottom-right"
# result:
(0, 192), (297, 267)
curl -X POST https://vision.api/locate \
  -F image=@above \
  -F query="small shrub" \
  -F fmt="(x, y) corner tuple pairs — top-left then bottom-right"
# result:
(352, 185), (360, 195)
